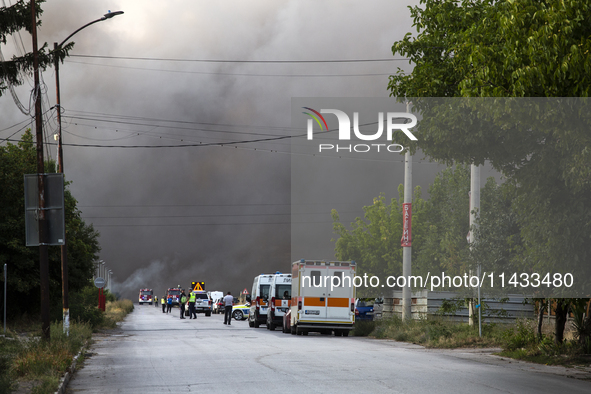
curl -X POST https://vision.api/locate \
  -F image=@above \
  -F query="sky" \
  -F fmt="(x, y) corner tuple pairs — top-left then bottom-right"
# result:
(0, 0), (498, 300)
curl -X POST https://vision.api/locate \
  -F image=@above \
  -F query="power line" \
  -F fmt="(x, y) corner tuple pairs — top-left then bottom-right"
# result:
(66, 60), (394, 78)
(70, 54), (410, 64)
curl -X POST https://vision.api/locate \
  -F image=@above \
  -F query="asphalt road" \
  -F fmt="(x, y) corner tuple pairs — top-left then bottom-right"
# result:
(66, 305), (591, 394)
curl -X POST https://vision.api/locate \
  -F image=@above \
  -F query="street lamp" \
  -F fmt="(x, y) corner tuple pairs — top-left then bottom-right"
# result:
(53, 10), (123, 334)
(54, 11), (124, 173)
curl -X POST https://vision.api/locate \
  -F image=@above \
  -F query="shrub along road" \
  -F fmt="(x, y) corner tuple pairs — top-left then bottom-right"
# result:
(66, 305), (590, 393)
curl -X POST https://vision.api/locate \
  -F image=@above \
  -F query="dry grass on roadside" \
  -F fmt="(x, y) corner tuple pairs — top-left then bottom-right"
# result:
(365, 315), (507, 349)
(99, 299), (134, 329)
(1, 321), (92, 394)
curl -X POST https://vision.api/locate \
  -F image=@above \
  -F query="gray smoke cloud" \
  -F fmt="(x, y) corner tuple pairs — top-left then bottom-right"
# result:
(4, 0), (485, 301)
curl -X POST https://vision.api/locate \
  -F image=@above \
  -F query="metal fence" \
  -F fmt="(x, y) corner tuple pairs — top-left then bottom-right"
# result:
(382, 290), (534, 323)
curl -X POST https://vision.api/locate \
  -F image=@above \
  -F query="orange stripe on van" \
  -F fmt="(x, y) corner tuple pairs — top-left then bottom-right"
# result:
(303, 297), (325, 307)
(327, 298), (349, 308)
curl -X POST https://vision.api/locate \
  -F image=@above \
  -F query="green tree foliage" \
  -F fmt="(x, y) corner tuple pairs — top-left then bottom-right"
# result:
(389, 0), (591, 98)
(331, 186), (427, 289)
(0, 130), (100, 319)
(388, 0), (591, 342)
(416, 165), (471, 278)
(0, 0), (71, 98)
(332, 166), (499, 292)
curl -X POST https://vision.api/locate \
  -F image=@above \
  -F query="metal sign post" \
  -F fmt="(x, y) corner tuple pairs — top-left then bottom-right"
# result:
(94, 277), (106, 311)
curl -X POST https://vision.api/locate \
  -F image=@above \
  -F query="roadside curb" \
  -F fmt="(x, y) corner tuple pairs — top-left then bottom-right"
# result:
(54, 340), (88, 394)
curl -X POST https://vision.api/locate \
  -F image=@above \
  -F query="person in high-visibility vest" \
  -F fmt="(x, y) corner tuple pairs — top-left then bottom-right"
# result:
(161, 295), (166, 313)
(154, 296), (158, 307)
(180, 291), (187, 319)
(188, 291), (197, 319)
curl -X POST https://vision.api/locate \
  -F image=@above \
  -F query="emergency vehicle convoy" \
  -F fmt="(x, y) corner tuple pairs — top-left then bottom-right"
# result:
(138, 289), (153, 305)
(288, 260), (356, 336)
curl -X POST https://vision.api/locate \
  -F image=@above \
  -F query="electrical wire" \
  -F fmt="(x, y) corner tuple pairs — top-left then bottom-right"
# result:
(70, 54), (410, 64)
(65, 60), (394, 78)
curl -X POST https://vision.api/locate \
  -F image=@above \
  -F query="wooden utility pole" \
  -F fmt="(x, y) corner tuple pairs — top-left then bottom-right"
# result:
(31, 0), (51, 341)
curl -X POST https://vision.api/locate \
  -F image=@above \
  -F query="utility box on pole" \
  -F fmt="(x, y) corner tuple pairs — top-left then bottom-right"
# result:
(24, 174), (65, 246)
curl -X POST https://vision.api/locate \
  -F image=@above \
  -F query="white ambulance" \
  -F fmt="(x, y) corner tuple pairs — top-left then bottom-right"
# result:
(247, 273), (275, 328)
(266, 273), (292, 331)
(289, 260), (356, 336)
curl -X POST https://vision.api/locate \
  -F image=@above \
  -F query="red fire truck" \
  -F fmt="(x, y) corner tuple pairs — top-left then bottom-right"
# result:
(138, 288), (153, 305)
(166, 287), (183, 306)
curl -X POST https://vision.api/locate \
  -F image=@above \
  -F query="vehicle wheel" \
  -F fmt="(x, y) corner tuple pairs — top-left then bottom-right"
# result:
(269, 323), (275, 331)
(335, 330), (342, 337)
(149, 302), (152, 305)
(291, 325), (296, 335)
(342, 331), (349, 337)
(205, 311), (211, 317)
(233, 310), (243, 320)
(296, 326), (304, 336)
(249, 319), (254, 328)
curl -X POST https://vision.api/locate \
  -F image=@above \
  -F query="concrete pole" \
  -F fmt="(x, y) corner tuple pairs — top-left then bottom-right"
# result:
(470, 164), (481, 335)
(402, 103), (413, 321)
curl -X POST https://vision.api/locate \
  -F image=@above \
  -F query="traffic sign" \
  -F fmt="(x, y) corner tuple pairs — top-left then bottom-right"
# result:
(242, 288), (249, 295)
(192, 281), (205, 291)
(94, 277), (105, 288)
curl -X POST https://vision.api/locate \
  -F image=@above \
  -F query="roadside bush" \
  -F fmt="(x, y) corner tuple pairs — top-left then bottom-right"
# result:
(502, 319), (537, 351)
(352, 320), (376, 336)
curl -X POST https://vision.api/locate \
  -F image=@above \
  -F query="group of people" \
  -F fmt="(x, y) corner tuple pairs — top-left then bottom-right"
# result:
(157, 290), (236, 325)
(159, 290), (199, 319)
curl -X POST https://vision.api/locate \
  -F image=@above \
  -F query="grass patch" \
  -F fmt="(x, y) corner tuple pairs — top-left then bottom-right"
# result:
(0, 321), (92, 394)
(497, 319), (591, 367)
(98, 299), (134, 329)
(370, 315), (507, 348)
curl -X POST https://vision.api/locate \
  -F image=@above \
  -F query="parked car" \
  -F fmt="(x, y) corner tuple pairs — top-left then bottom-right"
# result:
(232, 304), (250, 320)
(212, 298), (224, 314)
(355, 299), (374, 321)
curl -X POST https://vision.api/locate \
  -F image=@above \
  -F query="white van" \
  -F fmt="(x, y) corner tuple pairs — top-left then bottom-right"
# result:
(247, 273), (275, 328)
(289, 260), (356, 336)
(266, 273), (292, 330)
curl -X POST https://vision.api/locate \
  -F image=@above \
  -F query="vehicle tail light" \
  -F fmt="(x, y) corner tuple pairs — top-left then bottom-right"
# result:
(298, 300), (302, 310)
(355, 308), (359, 316)
(256, 296), (260, 311)
(351, 303), (355, 312)
(271, 297), (275, 311)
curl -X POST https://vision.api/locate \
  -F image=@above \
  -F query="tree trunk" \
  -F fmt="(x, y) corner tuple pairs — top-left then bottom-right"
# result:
(537, 298), (545, 341)
(554, 299), (569, 345)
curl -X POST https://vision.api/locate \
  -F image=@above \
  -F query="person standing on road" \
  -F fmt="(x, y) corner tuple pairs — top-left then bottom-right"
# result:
(161, 295), (166, 313)
(188, 291), (197, 319)
(223, 291), (234, 325)
(167, 296), (173, 313)
(180, 291), (187, 319)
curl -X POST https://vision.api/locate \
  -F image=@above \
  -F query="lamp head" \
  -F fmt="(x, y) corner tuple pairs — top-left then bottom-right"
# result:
(103, 10), (124, 19)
